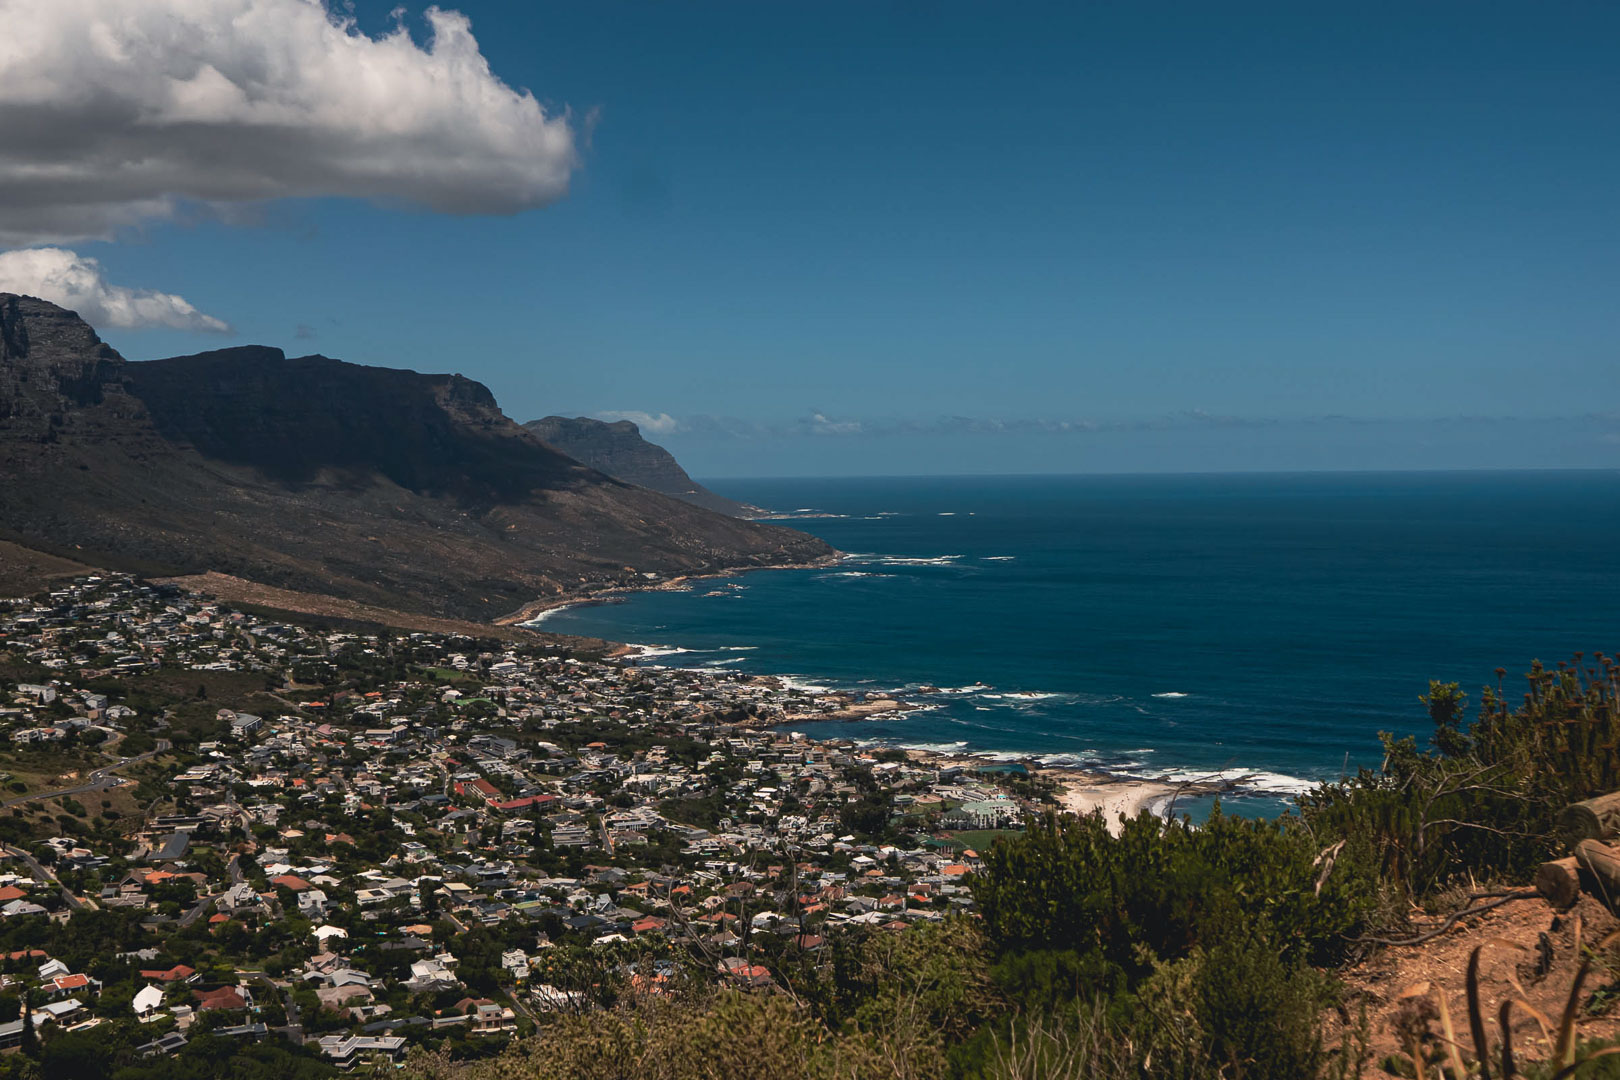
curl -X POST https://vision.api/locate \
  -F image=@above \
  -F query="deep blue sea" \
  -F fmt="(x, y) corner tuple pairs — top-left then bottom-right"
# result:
(535, 472), (1620, 815)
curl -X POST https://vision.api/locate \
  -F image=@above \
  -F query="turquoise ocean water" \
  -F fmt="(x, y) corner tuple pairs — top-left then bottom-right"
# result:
(534, 472), (1620, 815)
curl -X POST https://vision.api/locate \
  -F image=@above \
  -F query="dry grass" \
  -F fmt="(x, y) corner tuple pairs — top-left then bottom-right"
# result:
(156, 570), (620, 653)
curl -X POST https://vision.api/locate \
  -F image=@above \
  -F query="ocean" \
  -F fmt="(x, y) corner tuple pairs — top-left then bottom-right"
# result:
(532, 472), (1620, 816)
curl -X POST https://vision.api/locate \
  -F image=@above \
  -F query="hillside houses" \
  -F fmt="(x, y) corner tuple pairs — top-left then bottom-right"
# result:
(0, 572), (1045, 1067)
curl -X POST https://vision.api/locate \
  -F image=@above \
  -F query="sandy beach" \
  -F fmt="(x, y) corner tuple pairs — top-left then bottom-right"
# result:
(1041, 773), (1184, 835)
(898, 748), (1227, 835)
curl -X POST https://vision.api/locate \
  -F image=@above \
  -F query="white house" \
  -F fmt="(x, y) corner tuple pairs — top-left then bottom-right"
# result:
(312, 924), (349, 944)
(133, 984), (165, 1022)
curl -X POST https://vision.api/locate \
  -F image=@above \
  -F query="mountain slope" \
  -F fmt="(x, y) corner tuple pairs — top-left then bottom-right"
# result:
(0, 294), (832, 621)
(525, 415), (757, 517)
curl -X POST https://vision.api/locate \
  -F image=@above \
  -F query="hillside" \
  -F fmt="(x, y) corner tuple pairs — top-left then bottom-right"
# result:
(0, 294), (832, 621)
(525, 415), (758, 517)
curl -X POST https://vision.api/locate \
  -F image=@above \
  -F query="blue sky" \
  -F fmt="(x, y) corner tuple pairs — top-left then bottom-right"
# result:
(4, 1), (1618, 476)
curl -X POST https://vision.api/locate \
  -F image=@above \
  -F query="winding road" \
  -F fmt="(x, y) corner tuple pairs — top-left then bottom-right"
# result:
(0, 739), (171, 809)
(0, 739), (171, 909)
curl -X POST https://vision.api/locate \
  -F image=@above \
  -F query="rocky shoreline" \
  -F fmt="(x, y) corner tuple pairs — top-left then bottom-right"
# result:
(502, 555), (1298, 830)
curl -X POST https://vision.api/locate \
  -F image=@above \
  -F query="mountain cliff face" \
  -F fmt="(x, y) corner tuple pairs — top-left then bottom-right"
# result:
(525, 415), (757, 517)
(0, 295), (832, 620)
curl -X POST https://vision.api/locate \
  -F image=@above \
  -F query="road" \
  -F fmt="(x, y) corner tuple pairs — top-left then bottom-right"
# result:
(0, 740), (174, 910)
(174, 841), (249, 929)
(503, 983), (536, 1026)
(0, 842), (87, 911)
(0, 739), (171, 809)
(237, 969), (304, 1044)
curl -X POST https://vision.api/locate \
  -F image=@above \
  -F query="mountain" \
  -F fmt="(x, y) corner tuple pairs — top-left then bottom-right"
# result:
(0, 294), (833, 621)
(525, 415), (757, 518)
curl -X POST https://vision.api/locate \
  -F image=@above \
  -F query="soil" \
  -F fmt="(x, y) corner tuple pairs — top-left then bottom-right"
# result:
(1336, 891), (1620, 1074)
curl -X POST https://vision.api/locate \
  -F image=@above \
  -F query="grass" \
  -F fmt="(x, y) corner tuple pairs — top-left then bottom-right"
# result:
(0, 747), (116, 794)
(941, 829), (1024, 852)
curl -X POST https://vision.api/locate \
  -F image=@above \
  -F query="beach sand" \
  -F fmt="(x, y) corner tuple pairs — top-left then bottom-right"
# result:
(1043, 773), (1181, 835)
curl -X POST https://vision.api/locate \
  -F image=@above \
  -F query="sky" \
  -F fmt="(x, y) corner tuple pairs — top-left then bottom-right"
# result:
(0, 1), (1616, 477)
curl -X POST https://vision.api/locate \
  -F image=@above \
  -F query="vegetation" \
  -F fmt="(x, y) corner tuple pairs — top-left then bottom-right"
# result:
(1300, 656), (1620, 897)
(396, 652), (1620, 1080)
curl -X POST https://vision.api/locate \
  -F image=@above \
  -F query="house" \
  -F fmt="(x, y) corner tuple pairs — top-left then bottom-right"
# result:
(136, 1031), (188, 1057)
(147, 832), (191, 865)
(47, 973), (97, 998)
(717, 957), (773, 990)
(404, 957), (458, 992)
(194, 985), (250, 1012)
(450, 998), (517, 1035)
(221, 882), (262, 911)
(499, 949), (530, 980)
(317, 1034), (407, 1069)
(140, 965), (198, 984)
(316, 984), (374, 1011)
(33, 998), (85, 1026)
(133, 984), (165, 1021)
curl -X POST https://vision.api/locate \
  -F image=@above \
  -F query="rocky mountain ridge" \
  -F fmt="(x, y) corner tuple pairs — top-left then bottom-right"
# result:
(0, 294), (832, 621)
(525, 415), (757, 517)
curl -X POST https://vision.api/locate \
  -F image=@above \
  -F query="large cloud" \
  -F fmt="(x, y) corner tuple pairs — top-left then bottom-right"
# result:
(0, 247), (230, 331)
(0, 0), (579, 244)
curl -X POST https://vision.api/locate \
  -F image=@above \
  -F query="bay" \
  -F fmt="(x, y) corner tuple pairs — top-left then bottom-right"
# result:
(534, 471), (1620, 815)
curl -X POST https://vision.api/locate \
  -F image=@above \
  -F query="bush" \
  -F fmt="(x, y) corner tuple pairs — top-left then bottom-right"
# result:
(1299, 657), (1620, 898)
(974, 807), (1370, 986)
(1195, 923), (1332, 1080)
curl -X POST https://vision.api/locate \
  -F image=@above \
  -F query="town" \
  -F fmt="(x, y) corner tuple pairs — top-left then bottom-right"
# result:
(0, 573), (1039, 1075)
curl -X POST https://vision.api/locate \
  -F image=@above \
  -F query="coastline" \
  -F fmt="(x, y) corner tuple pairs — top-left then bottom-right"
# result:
(493, 552), (844, 629)
(496, 553), (1308, 826)
(899, 748), (1237, 834)
(1039, 772), (1202, 834)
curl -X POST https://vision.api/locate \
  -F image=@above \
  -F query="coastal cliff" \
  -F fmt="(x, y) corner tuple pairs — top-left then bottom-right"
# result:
(525, 415), (759, 518)
(0, 293), (832, 621)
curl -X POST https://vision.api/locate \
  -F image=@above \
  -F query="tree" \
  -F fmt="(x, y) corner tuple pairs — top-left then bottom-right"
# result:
(1422, 680), (1470, 757)
(20, 988), (36, 1057)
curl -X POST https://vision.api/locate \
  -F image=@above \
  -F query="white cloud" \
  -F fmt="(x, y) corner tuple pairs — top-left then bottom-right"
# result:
(807, 411), (862, 436)
(0, 0), (579, 244)
(0, 247), (229, 331)
(595, 410), (680, 435)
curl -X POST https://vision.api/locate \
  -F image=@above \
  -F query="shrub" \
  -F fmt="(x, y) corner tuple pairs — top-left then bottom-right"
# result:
(1299, 656), (1620, 898)
(974, 806), (1370, 986)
